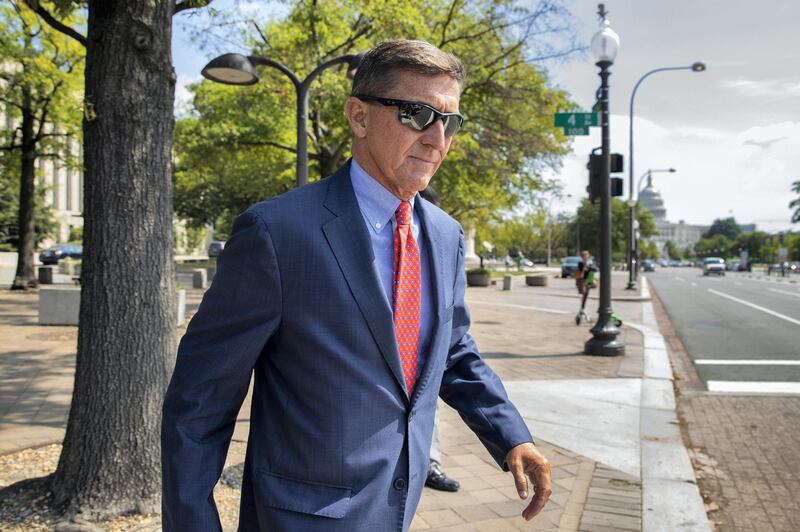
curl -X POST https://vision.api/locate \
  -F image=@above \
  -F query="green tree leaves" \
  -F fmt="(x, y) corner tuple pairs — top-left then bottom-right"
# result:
(174, 0), (578, 234)
(790, 180), (800, 224)
(567, 198), (657, 261)
(703, 216), (741, 241)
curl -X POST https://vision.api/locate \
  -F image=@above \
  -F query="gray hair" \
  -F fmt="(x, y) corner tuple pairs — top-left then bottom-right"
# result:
(351, 40), (465, 96)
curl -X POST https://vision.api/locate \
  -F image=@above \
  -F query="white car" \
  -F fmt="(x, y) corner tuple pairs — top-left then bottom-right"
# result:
(702, 257), (725, 276)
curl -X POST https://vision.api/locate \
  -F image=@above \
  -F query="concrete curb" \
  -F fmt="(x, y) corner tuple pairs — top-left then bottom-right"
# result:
(629, 277), (711, 532)
(525, 289), (652, 302)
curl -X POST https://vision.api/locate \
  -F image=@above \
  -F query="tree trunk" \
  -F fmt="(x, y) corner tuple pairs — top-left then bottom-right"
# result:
(11, 99), (38, 290)
(50, 0), (177, 518)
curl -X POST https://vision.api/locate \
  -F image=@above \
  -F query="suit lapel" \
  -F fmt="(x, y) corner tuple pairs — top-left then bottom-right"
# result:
(321, 164), (408, 400)
(411, 198), (448, 404)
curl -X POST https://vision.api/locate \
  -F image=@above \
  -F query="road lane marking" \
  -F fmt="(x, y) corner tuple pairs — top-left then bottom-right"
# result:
(467, 300), (570, 315)
(707, 381), (800, 394)
(691, 282), (697, 287)
(768, 288), (800, 298)
(696, 359), (800, 366)
(674, 277), (685, 282)
(707, 289), (800, 326)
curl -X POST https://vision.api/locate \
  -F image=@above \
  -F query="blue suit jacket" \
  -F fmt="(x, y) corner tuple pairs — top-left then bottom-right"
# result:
(161, 162), (533, 531)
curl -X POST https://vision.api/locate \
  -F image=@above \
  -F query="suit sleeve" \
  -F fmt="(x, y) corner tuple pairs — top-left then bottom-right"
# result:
(161, 209), (282, 531)
(438, 229), (533, 470)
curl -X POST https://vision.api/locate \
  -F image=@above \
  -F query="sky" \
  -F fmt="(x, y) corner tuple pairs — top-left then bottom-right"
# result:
(171, 0), (800, 233)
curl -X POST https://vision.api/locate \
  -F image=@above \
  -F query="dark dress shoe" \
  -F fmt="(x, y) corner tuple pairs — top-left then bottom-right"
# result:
(425, 461), (460, 492)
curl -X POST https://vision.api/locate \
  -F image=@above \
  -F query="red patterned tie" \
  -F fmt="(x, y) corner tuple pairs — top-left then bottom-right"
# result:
(393, 200), (421, 397)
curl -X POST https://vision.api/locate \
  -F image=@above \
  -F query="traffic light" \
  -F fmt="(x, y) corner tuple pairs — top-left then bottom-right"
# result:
(586, 152), (625, 202)
(611, 177), (623, 197)
(610, 153), (624, 173)
(587, 152), (601, 203)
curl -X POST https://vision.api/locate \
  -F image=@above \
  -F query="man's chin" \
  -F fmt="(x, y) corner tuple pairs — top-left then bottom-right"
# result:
(402, 175), (434, 196)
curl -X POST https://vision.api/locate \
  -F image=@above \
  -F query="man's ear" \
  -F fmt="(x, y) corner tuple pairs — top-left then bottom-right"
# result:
(344, 97), (368, 139)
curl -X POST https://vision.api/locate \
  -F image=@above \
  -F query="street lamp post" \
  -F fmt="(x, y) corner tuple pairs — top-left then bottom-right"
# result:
(631, 167), (675, 281)
(626, 61), (706, 289)
(201, 52), (364, 188)
(585, 5), (624, 357)
(637, 168), (676, 196)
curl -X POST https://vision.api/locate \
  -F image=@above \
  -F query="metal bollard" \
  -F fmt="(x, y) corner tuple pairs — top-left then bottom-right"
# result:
(503, 274), (512, 291)
(38, 266), (54, 285)
(192, 268), (207, 289)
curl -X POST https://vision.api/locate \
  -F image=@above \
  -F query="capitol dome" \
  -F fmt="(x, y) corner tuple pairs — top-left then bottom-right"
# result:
(638, 178), (667, 223)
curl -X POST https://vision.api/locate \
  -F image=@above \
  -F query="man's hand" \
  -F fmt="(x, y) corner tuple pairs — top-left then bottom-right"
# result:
(506, 442), (552, 521)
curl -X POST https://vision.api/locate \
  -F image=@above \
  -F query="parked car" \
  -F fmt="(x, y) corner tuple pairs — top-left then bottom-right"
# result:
(39, 244), (83, 265)
(659, 259), (669, 267)
(725, 260), (740, 271)
(641, 259), (656, 272)
(207, 240), (226, 258)
(561, 256), (581, 278)
(668, 260), (680, 267)
(702, 257), (725, 276)
(520, 258), (534, 268)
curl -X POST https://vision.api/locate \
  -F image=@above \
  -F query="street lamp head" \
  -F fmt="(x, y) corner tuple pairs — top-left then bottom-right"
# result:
(201, 53), (259, 85)
(691, 61), (707, 72)
(590, 19), (620, 64)
(346, 52), (366, 80)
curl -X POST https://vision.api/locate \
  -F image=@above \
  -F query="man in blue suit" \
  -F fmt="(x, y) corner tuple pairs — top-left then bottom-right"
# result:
(162, 39), (551, 531)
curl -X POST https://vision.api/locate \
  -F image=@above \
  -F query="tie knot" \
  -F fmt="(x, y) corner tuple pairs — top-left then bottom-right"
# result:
(395, 201), (412, 226)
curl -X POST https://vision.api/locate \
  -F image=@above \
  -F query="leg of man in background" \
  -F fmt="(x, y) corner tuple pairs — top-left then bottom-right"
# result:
(426, 409), (460, 492)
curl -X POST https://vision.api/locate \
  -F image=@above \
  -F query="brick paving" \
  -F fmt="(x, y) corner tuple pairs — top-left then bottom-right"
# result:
(681, 397), (800, 532)
(0, 293), (74, 455)
(651, 289), (800, 532)
(1, 272), (652, 530)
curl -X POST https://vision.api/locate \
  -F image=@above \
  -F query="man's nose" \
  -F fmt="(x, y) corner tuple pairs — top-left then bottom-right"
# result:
(420, 118), (447, 150)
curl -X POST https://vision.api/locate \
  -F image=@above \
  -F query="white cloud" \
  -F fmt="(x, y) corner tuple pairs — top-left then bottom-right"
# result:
(719, 77), (800, 102)
(174, 74), (203, 118)
(236, 1), (287, 19)
(547, 115), (799, 233)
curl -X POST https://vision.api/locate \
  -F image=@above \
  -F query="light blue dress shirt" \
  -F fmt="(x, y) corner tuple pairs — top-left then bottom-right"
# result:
(350, 159), (433, 381)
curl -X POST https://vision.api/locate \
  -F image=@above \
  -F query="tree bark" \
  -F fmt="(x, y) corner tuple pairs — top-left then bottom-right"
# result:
(50, 0), (177, 518)
(11, 93), (38, 290)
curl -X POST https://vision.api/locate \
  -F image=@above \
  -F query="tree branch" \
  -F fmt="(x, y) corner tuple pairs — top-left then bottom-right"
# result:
(0, 95), (24, 111)
(175, 0), (213, 15)
(232, 139), (304, 156)
(322, 14), (372, 59)
(37, 152), (66, 160)
(33, 79), (64, 142)
(251, 21), (271, 49)
(23, 1), (86, 47)
(437, 0), (462, 48)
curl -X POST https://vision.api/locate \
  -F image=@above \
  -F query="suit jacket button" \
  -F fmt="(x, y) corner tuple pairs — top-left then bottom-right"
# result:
(393, 477), (407, 490)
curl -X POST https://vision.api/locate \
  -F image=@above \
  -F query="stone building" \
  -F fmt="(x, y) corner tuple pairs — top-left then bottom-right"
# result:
(2, 103), (84, 248)
(638, 174), (706, 258)
(38, 132), (84, 246)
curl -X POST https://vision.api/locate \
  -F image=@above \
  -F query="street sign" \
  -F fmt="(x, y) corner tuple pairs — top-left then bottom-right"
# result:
(563, 126), (590, 136)
(554, 112), (599, 128)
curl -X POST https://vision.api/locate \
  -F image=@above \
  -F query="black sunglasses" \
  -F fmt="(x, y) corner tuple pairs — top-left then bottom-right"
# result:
(352, 94), (464, 137)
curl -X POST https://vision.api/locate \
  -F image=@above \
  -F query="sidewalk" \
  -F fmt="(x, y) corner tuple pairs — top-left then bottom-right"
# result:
(0, 272), (709, 531)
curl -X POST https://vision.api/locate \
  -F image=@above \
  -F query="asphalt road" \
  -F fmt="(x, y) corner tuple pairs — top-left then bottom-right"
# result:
(645, 267), (800, 393)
